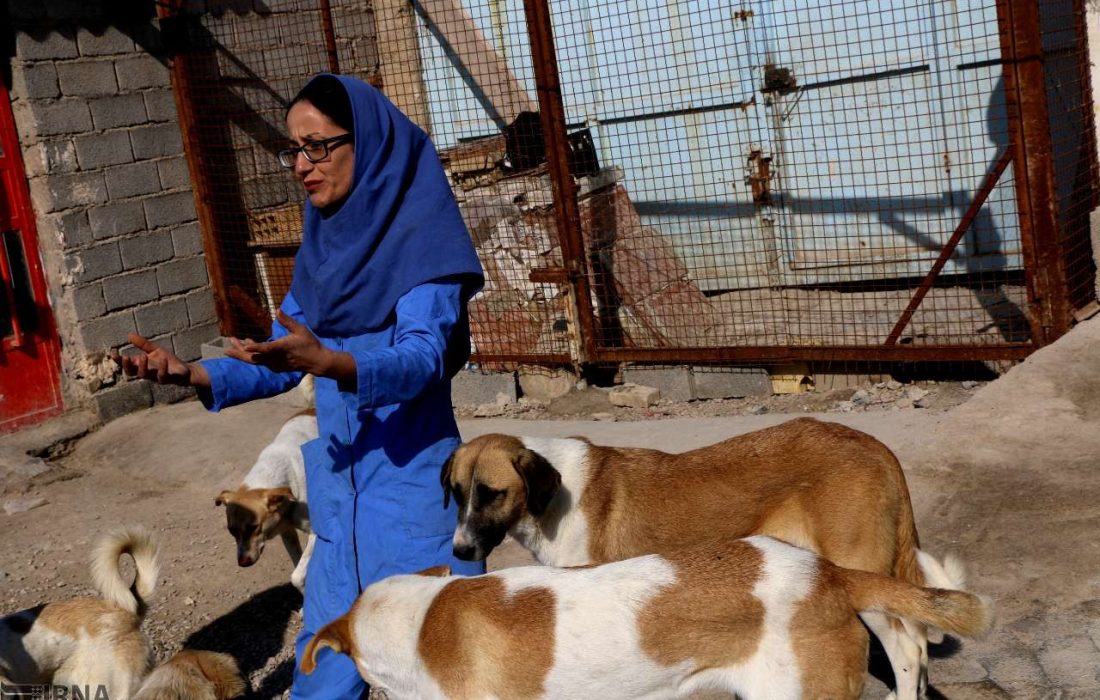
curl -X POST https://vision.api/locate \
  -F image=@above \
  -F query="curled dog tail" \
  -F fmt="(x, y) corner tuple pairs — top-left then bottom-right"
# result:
(90, 525), (160, 617)
(838, 567), (994, 639)
(301, 615), (355, 675)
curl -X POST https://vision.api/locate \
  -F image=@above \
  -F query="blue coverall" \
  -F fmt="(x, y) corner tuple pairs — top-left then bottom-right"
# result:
(200, 281), (485, 698)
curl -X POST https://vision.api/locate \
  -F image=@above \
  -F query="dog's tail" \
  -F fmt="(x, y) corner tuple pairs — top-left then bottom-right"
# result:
(90, 525), (160, 617)
(916, 549), (968, 591)
(300, 614), (355, 675)
(838, 566), (994, 639)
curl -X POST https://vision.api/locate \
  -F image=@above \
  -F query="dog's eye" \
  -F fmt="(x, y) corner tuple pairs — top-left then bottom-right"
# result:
(476, 484), (504, 504)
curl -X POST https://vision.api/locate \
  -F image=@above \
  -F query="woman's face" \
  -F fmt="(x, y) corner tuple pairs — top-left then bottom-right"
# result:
(286, 100), (355, 210)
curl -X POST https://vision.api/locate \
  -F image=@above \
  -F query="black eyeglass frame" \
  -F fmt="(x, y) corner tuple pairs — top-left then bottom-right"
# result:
(277, 134), (353, 168)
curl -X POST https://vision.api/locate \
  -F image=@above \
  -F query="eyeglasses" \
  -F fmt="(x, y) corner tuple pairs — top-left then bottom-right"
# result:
(277, 134), (353, 168)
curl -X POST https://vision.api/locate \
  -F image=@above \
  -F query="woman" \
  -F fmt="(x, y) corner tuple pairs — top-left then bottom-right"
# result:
(119, 74), (486, 698)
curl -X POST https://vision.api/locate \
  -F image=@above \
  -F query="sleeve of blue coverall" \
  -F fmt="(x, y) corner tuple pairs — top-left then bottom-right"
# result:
(197, 294), (307, 412)
(346, 280), (464, 411)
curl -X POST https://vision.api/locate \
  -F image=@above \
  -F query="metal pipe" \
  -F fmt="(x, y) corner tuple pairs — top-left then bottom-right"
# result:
(156, 1), (239, 338)
(885, 146), (1015, 346)
(319, 0), (342, 74)
(591, 344), (1034, 364)
(522, 0), (598, 365)
(997, 0), (1071, 345)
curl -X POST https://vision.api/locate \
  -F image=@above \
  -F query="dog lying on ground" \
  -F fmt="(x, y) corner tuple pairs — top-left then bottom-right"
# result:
(441, 418), (940, 699)
(215, 411), (317, 591)
(301, 536), (993, 700)
(133, 649), (247, 700)
(0, 526), (160, 700)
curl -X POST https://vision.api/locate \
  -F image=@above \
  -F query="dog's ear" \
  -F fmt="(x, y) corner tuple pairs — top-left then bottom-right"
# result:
(513, 448), (562, 516)
(266, 487), (295, 513)
(214, 490), (235, 507)
(440, 450), (457, 509)
(301, 616), (353, 675)
(415, 564), (452, 577)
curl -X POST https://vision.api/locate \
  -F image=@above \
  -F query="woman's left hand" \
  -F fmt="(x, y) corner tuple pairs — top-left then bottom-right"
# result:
(227, 310), (333, 375)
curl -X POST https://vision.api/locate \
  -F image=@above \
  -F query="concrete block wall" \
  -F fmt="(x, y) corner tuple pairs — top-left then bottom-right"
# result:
(8, 2), (218, 420)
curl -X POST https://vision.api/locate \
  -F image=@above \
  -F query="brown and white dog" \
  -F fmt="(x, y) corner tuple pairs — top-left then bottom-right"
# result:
(215, 411), (317, 591)
(301, 536), (993, 700)
(133, 649), (247, 700)
(441, 418), (936, 699)
(0, 526), (160, 699)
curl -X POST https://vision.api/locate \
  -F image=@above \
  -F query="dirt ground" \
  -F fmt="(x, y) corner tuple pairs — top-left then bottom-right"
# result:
(3, 318), (1100, 699)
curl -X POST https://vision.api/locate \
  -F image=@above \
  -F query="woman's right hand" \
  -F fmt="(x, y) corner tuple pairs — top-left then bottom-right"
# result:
(117, 333), (209, 387)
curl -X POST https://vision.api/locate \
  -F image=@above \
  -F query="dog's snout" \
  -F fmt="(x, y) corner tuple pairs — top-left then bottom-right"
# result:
(238, 554), (255, 567)
(453, 542), (480, 561)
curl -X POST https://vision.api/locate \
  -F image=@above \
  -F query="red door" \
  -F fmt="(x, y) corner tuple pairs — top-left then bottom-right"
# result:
(0, 81), (63, 432)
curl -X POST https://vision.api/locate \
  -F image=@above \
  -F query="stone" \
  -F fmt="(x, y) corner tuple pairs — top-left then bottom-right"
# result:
(3, 497), (48, 515)
(608, 383), (660, 409)
(518, 368), (575, 402)
(473, 403), (505, 418)
(451, 370), (516, 407)
(591, 412), (616, 421)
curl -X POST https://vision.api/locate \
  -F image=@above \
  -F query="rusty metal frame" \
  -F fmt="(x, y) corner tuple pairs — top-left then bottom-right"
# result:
(522, 0), (598, 365)
(512, 0), (1080, 368)
(158, 0), (238, 339)
(885, 146), (1016, 346)
(997, 0), (1073, 346)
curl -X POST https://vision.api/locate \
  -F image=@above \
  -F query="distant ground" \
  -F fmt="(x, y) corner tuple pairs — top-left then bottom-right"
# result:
(3, 318), (1100, 698)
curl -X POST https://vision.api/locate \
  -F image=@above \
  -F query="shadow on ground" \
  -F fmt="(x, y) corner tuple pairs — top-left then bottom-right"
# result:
(182, 583), (303, 698)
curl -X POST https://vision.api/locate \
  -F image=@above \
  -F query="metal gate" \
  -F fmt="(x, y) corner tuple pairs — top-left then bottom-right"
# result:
(165, 0), (1097, 369)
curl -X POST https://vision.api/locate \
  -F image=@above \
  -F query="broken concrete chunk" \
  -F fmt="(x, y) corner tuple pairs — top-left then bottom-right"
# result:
(608, 383), (661, 409)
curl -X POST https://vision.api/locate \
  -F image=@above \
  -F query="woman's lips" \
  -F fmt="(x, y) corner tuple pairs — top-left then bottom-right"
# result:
(304, 180), (321, 193)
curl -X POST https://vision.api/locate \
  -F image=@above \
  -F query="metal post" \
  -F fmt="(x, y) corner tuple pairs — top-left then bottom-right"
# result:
(997, 0), (1072, 345)
(319, 0), (342, 74)
(522, 0), (597, 365)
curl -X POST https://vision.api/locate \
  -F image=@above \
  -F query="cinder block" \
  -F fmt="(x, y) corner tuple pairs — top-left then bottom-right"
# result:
(184, 289), (217, 325)
(32, 99), (93, 137)
(115, 55), (169, 91)
(47, 0), (103, 21)
(451, 370), (517, 406)
(12, 62), (59, 100)
(48, 209), (93, 248)
(89, 94), (147, 130)
(691, 367), (771, 400)
(89, 200), (146, 239)
(143, 89), (176, 123)
(130, 123), (183, 160)
(104, 161), (160, 199)
(151, 383), (195, 405)
(92, 380), (154, 423)
(80, 309), (136, 351)
(76, 26), (135, 56)
(103, 269), (159, 311)
(15, 31), (79, 61)
(171, 222), (204, 256)
(517, 368), (574, 402)
(144, 191), (196, 229)
(71, 282), (106, 319)
(75, 130), (134, 170)
(67, 242), (121, 284)
(57, 60), (118, 97)
(156, 256), (208, 296)
(119, 230), (174, 269)
(172, 321), (220, 362)
(157, 156), (191, 190)
(30, 171), (107, 212)
(621, 366), (693, 402)
(134, 297), (189, 337)
(22, 138), (79, 177)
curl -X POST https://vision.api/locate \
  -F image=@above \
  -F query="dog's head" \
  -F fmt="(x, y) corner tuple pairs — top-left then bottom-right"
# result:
(441, 435), (561, 561)
(214, 487), (296, 567)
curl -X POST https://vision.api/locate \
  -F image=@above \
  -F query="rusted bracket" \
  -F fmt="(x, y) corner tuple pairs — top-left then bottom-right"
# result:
(884, 145), (1015, 346)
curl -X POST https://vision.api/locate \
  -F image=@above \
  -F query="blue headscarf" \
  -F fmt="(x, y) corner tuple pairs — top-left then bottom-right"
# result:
(289, 75), (483, 375)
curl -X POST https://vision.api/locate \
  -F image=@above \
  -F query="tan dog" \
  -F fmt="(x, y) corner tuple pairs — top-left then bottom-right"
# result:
(442, 418), (936, 699)
(133, 649), (247, 700)
(301, 536), (992, 700)
(0, 527), (159, 700)
(215, 411), (316, 591)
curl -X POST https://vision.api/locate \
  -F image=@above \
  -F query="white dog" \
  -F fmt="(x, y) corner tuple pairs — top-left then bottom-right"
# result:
(215, 411), (317, 591)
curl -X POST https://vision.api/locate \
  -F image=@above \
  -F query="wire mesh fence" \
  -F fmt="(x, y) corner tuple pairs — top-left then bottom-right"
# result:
(165, 0), (1096, 370)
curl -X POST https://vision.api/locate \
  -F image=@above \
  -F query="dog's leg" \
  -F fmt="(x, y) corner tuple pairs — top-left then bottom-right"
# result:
(290, 532), (315, 592)
(860, 611), (923, 700)
(900, 616), (930, 697)
(281, 529), (303, 566)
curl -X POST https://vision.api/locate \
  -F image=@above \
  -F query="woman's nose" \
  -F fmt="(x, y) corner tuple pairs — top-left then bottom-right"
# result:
(294, 153), (313, 176)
